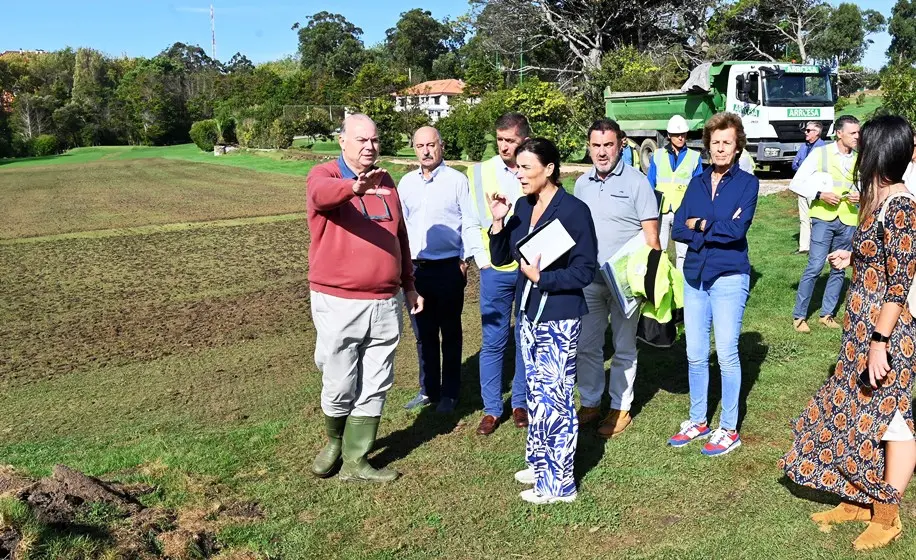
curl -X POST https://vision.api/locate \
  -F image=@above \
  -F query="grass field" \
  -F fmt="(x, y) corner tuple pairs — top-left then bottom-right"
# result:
(839, 92), (883, 122)
(0, 148), (914, 559)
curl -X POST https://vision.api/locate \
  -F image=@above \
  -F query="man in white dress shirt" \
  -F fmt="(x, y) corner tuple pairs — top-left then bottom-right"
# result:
(399, 126), (486, 413)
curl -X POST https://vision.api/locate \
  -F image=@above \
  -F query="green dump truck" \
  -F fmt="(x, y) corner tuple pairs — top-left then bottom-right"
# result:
(606, 61), (837, 170)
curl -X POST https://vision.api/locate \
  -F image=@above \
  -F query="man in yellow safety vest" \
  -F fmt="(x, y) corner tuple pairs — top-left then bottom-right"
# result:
(647, 115), (703, 270)
(790, 115), (860, 333)
(466, 112), (530, 435)
(738, 149), (756, 174)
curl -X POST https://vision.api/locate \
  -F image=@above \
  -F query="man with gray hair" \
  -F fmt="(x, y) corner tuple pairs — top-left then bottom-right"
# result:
(306, 114), (423, 482)
(398, 126), (486, 413)
(792, 121), (826, 254)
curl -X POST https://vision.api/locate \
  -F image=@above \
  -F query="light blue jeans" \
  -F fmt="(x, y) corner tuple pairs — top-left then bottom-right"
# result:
(793, 217), (854, 319)
(683, 273), (750, 431)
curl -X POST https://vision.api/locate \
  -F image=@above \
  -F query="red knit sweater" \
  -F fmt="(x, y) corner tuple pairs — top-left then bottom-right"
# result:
(306, 160), (415, 299)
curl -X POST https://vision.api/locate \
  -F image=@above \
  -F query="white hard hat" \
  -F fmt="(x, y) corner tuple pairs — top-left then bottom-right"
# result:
(667, 115), (689, 134)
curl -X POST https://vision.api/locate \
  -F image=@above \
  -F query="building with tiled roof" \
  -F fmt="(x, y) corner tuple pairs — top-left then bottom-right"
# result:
(395, 79), (475, 122)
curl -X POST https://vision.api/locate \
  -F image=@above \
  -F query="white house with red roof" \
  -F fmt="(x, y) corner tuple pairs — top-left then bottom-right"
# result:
(394, 79), (474, 122)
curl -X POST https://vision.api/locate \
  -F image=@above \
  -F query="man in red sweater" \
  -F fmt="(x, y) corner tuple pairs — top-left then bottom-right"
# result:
(307, 114), (423, 483)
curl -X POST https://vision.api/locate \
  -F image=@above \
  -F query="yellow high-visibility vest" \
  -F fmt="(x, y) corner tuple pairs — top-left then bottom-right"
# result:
(626, 139), (641, 172)
(654, 148), (701, 213)
(467, 157), (523, 272)
(808, 144), (858, 227)
(738, 150), (756, 174)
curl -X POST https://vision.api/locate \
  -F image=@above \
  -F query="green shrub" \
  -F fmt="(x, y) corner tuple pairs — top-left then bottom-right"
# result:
(299, 109), (333, 140)
(189, 119), (219, 152)
(268, 118), (295, 149)
(236, 118), (261, 148)
(855, 93), (866, 107)
(881, 65), (916, 124)
(218, 117), (237, 144)
(32, 134), (59, 156)
(835, 97), (850, 112)
(358, 97), (405, 156)
(11, 135), (33, 157)
(447, 100), (490, 162)
(436, 115), (463, 160)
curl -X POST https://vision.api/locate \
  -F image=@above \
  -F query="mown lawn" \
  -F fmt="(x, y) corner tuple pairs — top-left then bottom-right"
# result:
(838, 92), (883, 122)
(0, 151), (913, 559)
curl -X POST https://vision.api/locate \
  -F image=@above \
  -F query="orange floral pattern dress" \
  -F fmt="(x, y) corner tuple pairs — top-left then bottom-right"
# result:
(780, 197), (916, 504)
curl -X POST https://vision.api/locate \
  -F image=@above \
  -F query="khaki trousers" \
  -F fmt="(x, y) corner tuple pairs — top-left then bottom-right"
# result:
(311, 291), (402, 417)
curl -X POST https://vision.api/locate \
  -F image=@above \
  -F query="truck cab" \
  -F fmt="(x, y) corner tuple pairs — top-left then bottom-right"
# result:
(605, 61), (836, 170)
(729, 62), (835, 166)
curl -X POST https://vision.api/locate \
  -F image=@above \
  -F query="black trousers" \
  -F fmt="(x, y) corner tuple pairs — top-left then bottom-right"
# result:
(409, 257), (466, 401)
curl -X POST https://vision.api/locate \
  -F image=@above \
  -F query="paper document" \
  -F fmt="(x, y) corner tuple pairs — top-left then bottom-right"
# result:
(600, 231), (646, 319)
(516, 219), (576, 268)
(790, 171), (830, 199)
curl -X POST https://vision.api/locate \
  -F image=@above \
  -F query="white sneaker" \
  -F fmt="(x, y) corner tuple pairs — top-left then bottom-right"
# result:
(519, 489), (576, 504)
(514, 468), (535, 485)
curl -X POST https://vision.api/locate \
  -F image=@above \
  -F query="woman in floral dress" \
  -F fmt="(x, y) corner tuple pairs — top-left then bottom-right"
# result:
(780, 115), (916, 551)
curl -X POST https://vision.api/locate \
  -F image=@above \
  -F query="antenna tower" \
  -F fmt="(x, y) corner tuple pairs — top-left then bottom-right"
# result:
(210, 4), (217, 60)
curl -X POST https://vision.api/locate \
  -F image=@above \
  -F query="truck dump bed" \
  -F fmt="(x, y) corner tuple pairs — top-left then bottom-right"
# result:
(605, 62), (729, 133)
(605, 90), (717, 133)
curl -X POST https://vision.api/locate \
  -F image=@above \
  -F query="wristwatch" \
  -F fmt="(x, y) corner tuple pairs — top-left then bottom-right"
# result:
(693, 219), (703, 232)
(870, 331), (890, 344)
(814, 192), (821, 201)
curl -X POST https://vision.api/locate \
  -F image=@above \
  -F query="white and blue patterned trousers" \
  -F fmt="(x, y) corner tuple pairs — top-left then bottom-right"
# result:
(520, 315), (581, 498)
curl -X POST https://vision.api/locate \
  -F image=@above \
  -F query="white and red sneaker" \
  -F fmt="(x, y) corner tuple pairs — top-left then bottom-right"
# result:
(668, 420), (711, 448)
(701, 428), (741, 457)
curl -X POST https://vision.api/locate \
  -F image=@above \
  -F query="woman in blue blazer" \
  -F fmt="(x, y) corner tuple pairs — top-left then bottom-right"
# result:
(487, 138), (598, 505)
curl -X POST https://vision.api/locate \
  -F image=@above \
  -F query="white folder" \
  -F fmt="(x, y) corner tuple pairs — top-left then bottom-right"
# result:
(516, 219), (576, 269)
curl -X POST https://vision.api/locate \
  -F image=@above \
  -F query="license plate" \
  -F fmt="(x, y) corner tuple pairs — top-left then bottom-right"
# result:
(787, 108), (821, 118)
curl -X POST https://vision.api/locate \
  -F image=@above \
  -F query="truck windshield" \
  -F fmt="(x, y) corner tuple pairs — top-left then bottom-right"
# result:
(763, 73), (833, 107)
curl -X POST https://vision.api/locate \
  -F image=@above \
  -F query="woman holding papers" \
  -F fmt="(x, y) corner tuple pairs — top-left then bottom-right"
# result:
(486, 138), (598, 504)
(668, 112), (759, 457)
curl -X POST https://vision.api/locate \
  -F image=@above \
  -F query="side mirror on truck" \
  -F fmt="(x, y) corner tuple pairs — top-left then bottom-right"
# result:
(736, 75), (748, 102)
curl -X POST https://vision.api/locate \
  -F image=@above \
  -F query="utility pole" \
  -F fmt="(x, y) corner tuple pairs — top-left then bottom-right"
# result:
(210, 4), (217, 60)
(518, 38), (523, 85)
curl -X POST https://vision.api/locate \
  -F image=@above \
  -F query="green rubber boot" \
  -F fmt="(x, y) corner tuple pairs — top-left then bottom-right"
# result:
(311, 414), (347, 478)
(338, 416), (399, 482)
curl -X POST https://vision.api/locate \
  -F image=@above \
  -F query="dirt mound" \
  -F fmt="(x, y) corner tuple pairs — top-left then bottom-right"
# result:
(0, 465), (263, 559)
(19, 464), (144, 524)
(0, 527), (20, 559)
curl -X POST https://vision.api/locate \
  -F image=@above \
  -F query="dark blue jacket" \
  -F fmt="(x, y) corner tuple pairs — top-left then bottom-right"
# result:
(672, 165), (759, 286)
(489, 187), (598, 322)
(792, 138), (825, 171)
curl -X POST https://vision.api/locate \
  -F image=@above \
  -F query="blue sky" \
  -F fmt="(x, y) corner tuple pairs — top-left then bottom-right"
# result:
(0, 0), (895, 69)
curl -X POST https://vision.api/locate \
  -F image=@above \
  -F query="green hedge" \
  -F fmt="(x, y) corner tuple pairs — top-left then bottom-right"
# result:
(32, 134), (59, 157)
(189, 119), (220, 152)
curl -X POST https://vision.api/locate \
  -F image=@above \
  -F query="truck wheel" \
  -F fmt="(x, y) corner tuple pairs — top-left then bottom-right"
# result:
(639, 138), (657, 172)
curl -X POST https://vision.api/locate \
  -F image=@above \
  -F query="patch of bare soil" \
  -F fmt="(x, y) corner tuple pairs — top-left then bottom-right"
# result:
(0, 465), (263, 559)
(1, 282), (311, 385)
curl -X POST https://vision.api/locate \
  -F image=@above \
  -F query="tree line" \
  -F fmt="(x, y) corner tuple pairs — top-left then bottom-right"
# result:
(2, 1), (916, 159)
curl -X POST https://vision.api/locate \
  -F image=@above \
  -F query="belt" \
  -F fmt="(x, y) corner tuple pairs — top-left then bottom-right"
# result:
(412, 257), (460, 267)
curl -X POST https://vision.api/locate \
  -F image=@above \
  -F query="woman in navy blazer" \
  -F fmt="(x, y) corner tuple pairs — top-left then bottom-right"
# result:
(487, 138), (598, 505)
(669, 112), (759, 457)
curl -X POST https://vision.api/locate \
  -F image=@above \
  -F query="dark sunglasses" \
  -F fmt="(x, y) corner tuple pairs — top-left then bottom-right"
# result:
(357, 194), (392, 221)
(804, 128), (818, 133)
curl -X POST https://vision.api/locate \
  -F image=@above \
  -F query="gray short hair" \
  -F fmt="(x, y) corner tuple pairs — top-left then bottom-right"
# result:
(806, 121), (823, 132)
